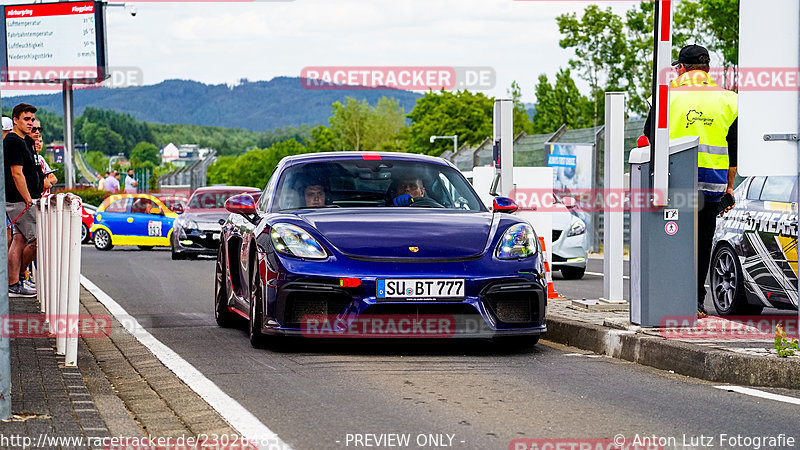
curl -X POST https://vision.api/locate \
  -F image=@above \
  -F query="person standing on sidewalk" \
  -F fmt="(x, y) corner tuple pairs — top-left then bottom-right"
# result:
(124, 168), (138, 194)
(104, 170), (120, 193)
(4, 103), (40, 297)
(643, 45), (738, 318)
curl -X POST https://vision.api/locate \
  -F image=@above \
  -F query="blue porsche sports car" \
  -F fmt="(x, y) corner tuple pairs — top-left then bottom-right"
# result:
(215, 152), (547, 347)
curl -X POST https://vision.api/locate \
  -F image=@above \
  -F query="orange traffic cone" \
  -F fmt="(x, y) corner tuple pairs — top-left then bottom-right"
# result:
(539, 236), (565, 299)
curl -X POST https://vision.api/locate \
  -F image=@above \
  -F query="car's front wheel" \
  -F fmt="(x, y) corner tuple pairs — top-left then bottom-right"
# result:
(249, 268), (267, 348)
(214, 246), (235, 327)
(561, 267), (585, 280)
(93, 229), (113, 251)
(711, 245), (762, 315)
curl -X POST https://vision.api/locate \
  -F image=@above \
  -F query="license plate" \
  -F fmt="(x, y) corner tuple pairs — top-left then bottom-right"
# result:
(377, 279), (465, 299)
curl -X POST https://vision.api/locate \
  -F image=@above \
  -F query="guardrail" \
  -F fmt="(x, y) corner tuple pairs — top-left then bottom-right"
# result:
(35, 194), (83, 366)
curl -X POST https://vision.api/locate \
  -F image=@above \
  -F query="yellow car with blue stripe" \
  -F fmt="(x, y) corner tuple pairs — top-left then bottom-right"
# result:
(91, 194), (179, 251)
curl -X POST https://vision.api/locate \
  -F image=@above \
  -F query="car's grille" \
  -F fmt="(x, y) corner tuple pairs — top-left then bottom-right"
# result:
(552, 230), (562, 242)
(360, 304), (488, 334)
(482, 282), (543, 325)
(283, 291), (352, 327)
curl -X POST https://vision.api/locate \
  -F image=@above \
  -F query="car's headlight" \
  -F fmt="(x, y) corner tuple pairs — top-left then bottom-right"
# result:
(270, 223), (327, 259)
(176, 217), (198, 230)
(496, 223), (538, 260)
(568, 217), (586, 237)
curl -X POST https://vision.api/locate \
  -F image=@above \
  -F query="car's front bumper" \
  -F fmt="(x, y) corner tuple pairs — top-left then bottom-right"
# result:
(551, 231), (588, 270)
(173, 227), (220, 255)
(259, 254), (548, 338)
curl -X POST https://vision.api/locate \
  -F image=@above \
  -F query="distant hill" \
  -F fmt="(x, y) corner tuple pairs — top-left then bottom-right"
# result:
(2, 77), (423, 132)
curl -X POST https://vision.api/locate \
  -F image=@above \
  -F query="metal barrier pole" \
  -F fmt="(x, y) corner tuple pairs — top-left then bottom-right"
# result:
(0, 107), (10, 420)
(56, 194), (70, 355)
(65, 196), (82, 366)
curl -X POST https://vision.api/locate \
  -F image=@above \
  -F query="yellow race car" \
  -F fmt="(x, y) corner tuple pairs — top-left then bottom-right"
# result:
(90, 193), (179, 251)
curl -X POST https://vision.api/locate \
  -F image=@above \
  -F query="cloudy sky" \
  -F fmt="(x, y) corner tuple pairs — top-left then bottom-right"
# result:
(3, 0), (632, 102)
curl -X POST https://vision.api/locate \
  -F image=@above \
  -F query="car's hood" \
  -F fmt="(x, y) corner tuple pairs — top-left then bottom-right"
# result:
(295, 209), (494, 259)
(181, 211), (229, 230)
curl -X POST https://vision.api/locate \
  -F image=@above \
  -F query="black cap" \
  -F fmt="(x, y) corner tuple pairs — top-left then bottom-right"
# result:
(672, 44), (710, 66)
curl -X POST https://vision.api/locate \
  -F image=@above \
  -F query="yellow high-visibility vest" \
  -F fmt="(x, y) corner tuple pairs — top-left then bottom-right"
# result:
(668, 71), (738, 196)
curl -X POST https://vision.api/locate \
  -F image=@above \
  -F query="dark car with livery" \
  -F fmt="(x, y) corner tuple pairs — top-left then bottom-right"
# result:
(711, 175), (798, 315)
(171, 186), (260, 260)
(215, 152), (547, 347)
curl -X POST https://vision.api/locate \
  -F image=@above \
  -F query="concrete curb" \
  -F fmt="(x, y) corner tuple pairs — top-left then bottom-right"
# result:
(545, 316), (800, 389)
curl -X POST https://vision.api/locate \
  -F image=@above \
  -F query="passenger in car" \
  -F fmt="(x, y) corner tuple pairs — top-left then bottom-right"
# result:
(303, 184), (326, 207)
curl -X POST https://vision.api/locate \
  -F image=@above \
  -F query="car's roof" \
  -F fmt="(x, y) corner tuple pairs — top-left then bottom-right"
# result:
(284, 151), (450, 166)
(192, 185), (260, 193)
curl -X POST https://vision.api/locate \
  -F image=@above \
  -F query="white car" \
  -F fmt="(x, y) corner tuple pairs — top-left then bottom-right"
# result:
(551, 204), (588, 279)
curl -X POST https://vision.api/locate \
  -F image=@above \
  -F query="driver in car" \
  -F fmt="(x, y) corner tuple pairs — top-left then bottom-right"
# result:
(392, 176), (425, 206)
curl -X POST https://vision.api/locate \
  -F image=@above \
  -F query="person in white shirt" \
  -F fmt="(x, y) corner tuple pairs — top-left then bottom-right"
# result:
(124, 169), (138, 193)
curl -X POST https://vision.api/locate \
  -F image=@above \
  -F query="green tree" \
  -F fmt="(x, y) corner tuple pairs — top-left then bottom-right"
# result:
(305, 125), (338, 153)
(227, 139), (307, 188)
(207, 156), (237, 185)
(508, 81), (533, 134)
(81, 122), (125, 156)
(329, 98), (372, 151)
(84, 151), (110, 174)
(531, 69), (593, 134)
(557, 5), (627, 127)
(129, 142), (161, 168)
(405, 90), (494, 156)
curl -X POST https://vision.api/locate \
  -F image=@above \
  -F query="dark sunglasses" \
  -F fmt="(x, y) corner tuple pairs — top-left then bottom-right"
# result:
(31, 127), (42, 133)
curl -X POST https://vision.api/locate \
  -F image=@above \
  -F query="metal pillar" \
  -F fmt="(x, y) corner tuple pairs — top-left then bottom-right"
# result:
(62, 81), (75, 188)
(492, 99), (514, 197)
(0, 99), (10, 420)
(602, 93), (625, 304)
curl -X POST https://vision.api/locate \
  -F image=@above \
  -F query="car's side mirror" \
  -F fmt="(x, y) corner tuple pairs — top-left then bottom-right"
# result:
(225, 194), (256, 215)
(493, 197), (518, 214)
(149, 207), (162, 215)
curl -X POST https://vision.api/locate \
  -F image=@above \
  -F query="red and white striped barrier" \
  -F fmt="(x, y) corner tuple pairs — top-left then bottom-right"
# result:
(35, 193), (83, 366)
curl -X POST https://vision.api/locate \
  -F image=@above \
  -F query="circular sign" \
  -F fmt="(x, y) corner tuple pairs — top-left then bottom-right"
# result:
(665, 221), (678, 235)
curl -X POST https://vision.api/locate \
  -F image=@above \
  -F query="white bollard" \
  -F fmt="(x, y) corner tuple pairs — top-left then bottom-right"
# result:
(35, 199), (45, 315)
(57, 194), (72, 355)
(65, 196), (82, 366)
(48, 196), (59, 329)
(602, 92), (626, 305)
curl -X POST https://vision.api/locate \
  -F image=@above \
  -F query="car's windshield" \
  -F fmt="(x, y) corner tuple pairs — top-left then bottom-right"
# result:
(188, 191), (248, 209)
(273, 159), (486, 212)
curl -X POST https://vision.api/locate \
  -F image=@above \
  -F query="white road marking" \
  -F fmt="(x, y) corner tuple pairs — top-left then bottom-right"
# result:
(713, 385), (800, 406)
(81, 276), (291, 450)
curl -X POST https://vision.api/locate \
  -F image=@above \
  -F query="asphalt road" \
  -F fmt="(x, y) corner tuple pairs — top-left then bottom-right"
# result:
(81, 246), (800, 449)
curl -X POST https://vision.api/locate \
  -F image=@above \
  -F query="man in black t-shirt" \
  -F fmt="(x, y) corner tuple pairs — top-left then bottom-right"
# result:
(4, 103), (39, 297)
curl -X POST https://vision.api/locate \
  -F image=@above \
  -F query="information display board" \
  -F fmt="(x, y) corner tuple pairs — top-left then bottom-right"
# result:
(0, 1), (107, 83)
